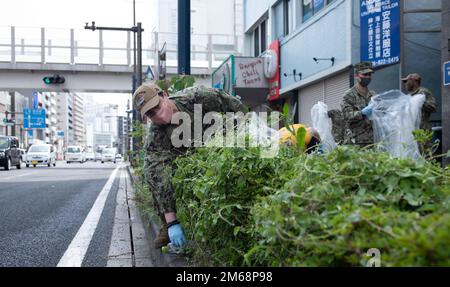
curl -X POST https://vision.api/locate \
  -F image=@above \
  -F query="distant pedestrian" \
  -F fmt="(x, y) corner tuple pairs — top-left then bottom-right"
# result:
(341, 62), (376, 147)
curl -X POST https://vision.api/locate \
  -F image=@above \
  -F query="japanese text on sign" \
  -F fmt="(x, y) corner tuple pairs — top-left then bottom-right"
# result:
(361, 0), (400, 67)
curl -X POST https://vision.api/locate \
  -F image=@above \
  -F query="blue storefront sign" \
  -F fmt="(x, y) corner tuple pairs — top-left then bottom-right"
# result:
(444, 61), (450, 86)
(360, 0), (400, 68)
(23, 108), (46, 129)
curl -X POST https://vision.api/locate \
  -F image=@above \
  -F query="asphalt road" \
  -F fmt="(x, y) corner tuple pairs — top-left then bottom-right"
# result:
(0, 160), (123, 267)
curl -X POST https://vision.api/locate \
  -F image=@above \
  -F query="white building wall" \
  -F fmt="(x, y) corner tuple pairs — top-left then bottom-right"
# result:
(153, 0), (244, 59)
(72, 93), (86, 146)
(0, 92), (10, 137)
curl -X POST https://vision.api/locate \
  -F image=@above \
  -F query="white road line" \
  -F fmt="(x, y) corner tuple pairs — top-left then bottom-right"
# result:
(57, 166), (121, 267)
(2, 172), (35, 181)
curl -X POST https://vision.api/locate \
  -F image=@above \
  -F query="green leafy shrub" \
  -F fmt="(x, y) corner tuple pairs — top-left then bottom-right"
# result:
(173, 147), (299, 266)
(248, 146), (450, 267)
(172, 145), (450, 267)
(156, 75), (196, 94)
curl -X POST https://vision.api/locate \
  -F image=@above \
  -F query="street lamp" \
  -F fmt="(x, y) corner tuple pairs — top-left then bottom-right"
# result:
(84, 21), (143, 118)
(84, 21), (143, 164)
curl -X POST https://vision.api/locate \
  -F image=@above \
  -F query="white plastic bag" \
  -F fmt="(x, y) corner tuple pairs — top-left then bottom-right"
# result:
(205, 112), (280, 158)
(311, 102), (337, 152)
(238, 112), (280, 156)
(368, 90), (425, 160)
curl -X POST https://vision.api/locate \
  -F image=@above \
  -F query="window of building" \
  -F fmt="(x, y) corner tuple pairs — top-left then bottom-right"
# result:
(302, 0), (335, 23)
(253, 19), (268, 56)
(284, 0), (294, 36)
(260, 20), (267, 54)
(254, 26), (260, 57)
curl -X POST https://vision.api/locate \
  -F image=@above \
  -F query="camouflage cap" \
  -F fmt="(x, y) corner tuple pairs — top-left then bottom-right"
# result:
(401, 73), (422, 83)
(132, 83), (163, 117)
(354, 61), (374, 75)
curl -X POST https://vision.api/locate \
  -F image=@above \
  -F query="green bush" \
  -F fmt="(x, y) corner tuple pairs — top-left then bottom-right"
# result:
(172, 145), (450, 267)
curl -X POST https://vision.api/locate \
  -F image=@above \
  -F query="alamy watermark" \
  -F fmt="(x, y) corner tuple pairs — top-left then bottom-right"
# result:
(168, 105), (282, 158)
(366, 248), (381, 267)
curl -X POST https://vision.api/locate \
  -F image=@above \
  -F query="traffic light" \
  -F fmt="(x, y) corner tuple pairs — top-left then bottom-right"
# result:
(43, 74), (65, 85)
(2, 118), (15, 124)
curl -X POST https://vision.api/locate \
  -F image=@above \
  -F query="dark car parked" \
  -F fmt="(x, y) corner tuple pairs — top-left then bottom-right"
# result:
(0, 136), (22, 170)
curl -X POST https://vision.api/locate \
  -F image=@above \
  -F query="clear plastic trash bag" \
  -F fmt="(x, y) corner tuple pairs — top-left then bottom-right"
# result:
(368, 89), (425, 160)
(238, 112), (280, 148)
(205, 112), (280, 158)
(311, 102), (337, 152)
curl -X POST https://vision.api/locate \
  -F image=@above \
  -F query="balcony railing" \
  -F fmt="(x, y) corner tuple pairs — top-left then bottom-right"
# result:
(0, 26), (243, 72)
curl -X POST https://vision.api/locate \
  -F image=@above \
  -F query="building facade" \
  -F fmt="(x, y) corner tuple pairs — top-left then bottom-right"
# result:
(116, 116), (129, 156)
(243, 0), (442, 126)
(0, 92), (11, 138)
(56, 93), (74, 155)
(151, 0), (245, 68)
(72, 93), (86, 147)
(0, 91), (26, 147)
(83, 95), (119, 151)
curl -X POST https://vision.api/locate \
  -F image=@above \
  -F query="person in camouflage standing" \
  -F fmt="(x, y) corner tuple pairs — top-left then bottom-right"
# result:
(133, 83), (244, 249)
(341, 62), (376, 147)
(401, 73), (437, 132)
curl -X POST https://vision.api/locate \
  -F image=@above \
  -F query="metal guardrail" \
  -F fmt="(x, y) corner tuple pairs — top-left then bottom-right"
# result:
(0, 26), (242, 72)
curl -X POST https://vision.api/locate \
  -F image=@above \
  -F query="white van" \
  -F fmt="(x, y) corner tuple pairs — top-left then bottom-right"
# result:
(101, 148), (117, 164)
(66, 146), (86, 164)
(26, 144), (57, 168)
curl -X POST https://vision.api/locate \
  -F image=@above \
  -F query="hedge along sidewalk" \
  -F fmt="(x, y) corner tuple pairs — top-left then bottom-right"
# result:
(127, 164), (187, 267)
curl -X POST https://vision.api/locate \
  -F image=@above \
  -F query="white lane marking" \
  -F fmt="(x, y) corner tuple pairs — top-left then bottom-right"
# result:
(57, 166), (121, 267)
(2, 172), (35, 181)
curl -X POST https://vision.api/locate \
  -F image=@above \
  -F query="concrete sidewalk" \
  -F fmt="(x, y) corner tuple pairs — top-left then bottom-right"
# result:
(107, 164), (187, 267)
(126, 165), (187, 267)
(107, 167), (154, 267)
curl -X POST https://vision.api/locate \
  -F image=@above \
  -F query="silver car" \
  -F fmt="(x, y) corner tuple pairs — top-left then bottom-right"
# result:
(26, 144), (57, 168)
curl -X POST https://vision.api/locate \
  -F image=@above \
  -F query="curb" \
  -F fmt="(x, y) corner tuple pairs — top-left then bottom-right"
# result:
(126, 165), (187, 267)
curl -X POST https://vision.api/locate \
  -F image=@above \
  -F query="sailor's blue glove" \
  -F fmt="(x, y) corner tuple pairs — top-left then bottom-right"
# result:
(168, 223), (186, 247)
(362, 105), (373, 117)
(318, 144), (325, 154)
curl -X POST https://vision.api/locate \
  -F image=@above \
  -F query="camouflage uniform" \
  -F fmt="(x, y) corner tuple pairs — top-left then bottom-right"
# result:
(327, 109), (345, 144)
(143, 86), (244, 217)
(341, 86), (375, 147)
(410, 87), (437, 132)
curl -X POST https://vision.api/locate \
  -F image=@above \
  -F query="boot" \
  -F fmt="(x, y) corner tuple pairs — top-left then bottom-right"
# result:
(153, 215), (170, 249)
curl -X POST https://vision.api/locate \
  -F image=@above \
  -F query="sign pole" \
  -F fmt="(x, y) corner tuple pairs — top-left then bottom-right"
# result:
(399, 0), (404, 91)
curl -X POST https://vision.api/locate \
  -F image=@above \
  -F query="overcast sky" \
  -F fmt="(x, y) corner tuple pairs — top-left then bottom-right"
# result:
(1, 0), (155, 30)
(2, 0), (156, 116)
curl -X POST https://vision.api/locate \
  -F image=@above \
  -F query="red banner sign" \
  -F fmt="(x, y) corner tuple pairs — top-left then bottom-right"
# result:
(265, 40), (280, 101)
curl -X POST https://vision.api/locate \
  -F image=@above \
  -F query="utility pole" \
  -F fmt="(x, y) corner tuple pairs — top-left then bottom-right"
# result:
(85, 22), (143, 92)
(178, 0), (191, 75)
(442, 0), (450, 166)
(85, 21), (143, 164)
(10, 92), (16, 137)
(133, 0), (137, 83)
(5, 111), (8, 136)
